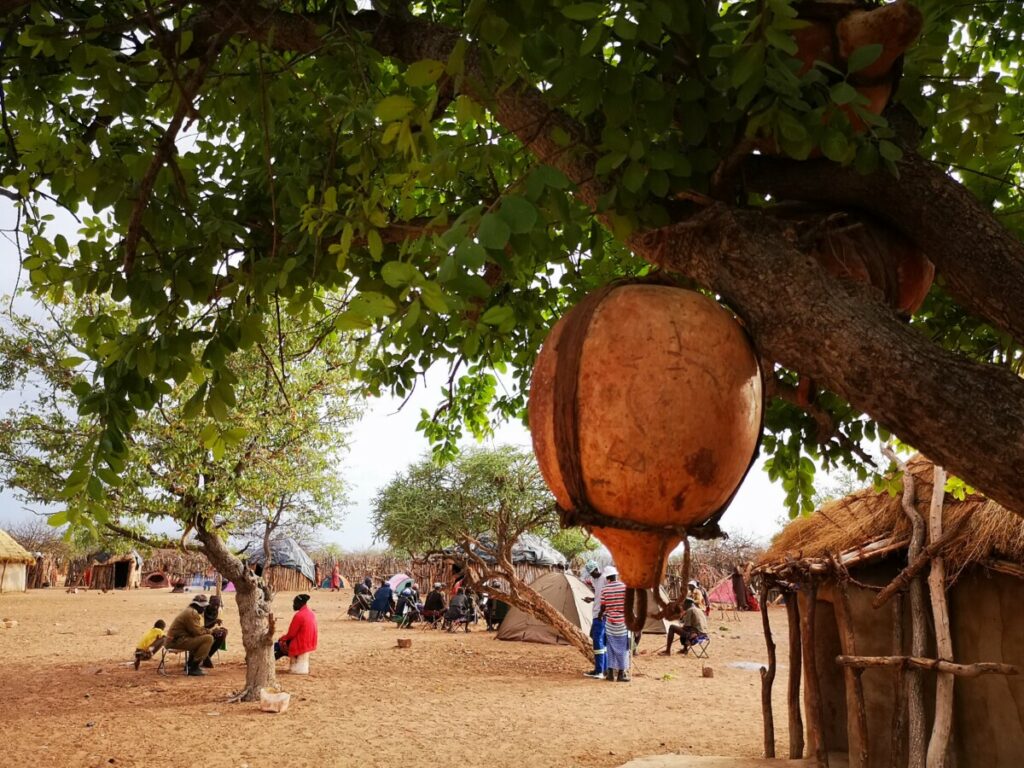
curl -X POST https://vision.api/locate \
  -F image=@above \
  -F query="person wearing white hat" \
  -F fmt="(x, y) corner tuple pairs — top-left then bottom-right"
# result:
(598, 566), (630, 682)
(687, 580), (707, 612)
(582, 561), (608, 679)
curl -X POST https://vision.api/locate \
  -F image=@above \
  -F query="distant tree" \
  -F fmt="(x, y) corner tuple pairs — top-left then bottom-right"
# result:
(0, 298), (358, 700)
(547, 528), (600, 567)
(373, 445), (593, 660)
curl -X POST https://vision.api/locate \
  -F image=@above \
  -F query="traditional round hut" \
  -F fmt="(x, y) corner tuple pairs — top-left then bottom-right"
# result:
(0, 529), (34, 593)
(754, 455), (1024, 768)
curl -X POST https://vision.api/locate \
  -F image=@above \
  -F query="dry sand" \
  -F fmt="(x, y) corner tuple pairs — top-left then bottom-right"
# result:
(0, 588), (793, 767)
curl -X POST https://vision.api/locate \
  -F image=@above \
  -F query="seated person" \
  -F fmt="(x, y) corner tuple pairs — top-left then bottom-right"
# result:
(662, 597), (709, 655)
(355, 576), (372, 597)
(445, 588), (474, 628)
(166, 601), (215, 676)
(202, 595), (229, 668)
(368, 579), (393, 622)
(394, 586), (417, 622)
(422, 583), (447, 622)
(275, 594), (318, 661)
(134, 619), (167, 670)
(687, 580), (707, 612)
(348, 589), (373, 618)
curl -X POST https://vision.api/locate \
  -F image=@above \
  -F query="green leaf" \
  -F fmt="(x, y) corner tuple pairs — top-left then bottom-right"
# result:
(766, 28), (798, 56)
(367, 229), (383, 261)
(60, 356), (86, 368)
(820, 130), (850, 163)
(200, 422), (219, 449)
(374, 95), (416, 122)
(878, 140), (903, 162)
(405, 59), (445, 87)
(480, 305), (514, 326)
(830, 81), (861, 106)
(478, 214), (511, 250)
(349, 291), (397, 318)
(497, 196), (538, 234)
(47, 511), (68, 527)
(419, 281), (449, 313)
(562, 3), (605, 20)
(846, 43), (883, 74)
(382, 261), (421, 287)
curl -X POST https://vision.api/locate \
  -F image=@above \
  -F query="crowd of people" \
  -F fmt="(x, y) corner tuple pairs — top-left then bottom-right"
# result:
(346, 575), (508, 632)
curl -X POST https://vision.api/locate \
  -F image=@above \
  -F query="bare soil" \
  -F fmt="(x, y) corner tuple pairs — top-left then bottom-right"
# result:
(0, 588), (792, 767)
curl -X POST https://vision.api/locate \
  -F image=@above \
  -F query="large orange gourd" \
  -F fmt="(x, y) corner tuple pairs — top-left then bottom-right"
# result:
(529, 283), (763, 590)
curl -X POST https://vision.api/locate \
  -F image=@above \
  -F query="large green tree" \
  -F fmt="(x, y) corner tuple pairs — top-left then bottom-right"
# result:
(1, 2), (1023, 521)
(373, 445), (594, 659)
(0, 299), (358, 699)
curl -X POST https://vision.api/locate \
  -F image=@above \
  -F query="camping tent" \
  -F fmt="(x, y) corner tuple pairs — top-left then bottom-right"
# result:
(246, 538), (316, 591)
(0, 529), (34, 593)
(496, 571), (593, 645)
(640, 586), (671, 634)
(754, 455), (1024, 768)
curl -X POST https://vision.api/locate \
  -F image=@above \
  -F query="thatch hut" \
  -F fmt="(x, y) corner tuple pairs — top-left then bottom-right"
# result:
(87, 550), (143, 590)
(753, 455), (1024, 768)
(246, 538), (317, 591)
(0, 529), (34, 593)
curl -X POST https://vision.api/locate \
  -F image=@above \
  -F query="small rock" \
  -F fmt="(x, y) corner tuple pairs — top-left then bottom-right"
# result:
(84, 693), (91, 699)
(105, 627), (118, 636)
(702, 665), (714, 678)
(85, 722), (95, 728)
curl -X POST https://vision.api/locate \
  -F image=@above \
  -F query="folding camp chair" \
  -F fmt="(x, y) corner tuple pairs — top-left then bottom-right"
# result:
(157, 647), (189, 675)
(690, 634), (711, 659)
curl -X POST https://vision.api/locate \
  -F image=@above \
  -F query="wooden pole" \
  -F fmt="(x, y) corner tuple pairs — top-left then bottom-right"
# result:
(800, 581), (829, 767)
(890, 593), (907, 768)
(884, 448), (927, 768)
(926, 465), (954, 767)
(871, 516), (967, 609)
(786, 593), (805, 759)
(759, 583), (777, 758)
(836, 655), (1018, 677)
(838, 581), (870, 768)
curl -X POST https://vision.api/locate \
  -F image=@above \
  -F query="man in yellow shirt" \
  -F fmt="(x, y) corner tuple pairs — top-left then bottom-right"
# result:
(134, 619), (167, 670)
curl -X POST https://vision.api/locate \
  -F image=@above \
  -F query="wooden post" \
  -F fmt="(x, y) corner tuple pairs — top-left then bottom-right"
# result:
(800, 581), (829, 767)
(926, 465), (954, 767)
(890, 593), (907, 768)
(838, 581), (870, 768)
(759, 583), (777, 758)
(215, 571), (222, 598)
(787, 593), (805, 759)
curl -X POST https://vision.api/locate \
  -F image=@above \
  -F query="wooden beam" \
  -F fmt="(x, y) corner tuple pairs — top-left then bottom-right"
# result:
(926, 465), (954, 768)
(871, 518), (967, 608)
(786, 593), (805, 759)
(837, 655), (1019, 677)
(838, 581), (870, 768)
(801, 583), (829, 767)
(890, 593), (907, 768)
(759, 583), (777, 758)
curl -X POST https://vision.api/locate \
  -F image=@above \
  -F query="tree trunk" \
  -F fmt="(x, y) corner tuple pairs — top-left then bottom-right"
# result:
(196, 525), (278, 702)
(786, 593), (805, 759)
(800, 582), (829, 767)
(469, 567), (594, 662)
(759, 583), (777, 759)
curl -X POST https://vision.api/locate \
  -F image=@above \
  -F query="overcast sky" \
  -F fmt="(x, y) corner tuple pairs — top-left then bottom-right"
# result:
(0, 200), (789, 551)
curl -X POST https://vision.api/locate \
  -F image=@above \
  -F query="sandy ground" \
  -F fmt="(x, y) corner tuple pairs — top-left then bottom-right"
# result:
(0, 588), (793, 768)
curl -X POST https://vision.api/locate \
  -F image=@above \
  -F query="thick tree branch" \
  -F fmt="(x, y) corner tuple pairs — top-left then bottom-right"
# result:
(743, 153), (1024, 345)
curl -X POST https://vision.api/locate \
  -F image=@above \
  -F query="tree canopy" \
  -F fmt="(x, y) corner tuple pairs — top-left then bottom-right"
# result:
(2, 1), (1023, 519)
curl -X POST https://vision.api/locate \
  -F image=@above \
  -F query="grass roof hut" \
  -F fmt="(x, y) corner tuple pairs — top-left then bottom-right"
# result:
(0, 529), (35, 593)
(753, 455), (1024, 768)
(88, 550), (143, 590)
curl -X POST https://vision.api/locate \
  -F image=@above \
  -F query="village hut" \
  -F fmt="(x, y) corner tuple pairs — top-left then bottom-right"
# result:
(0, 529), (34, 593)
(246, 538), (317, 591)
(753, 455), (1024, 768)
(87, 550), (143, 590)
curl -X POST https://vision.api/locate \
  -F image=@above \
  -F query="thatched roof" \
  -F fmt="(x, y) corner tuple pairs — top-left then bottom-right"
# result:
(758, 455), (1024, 579)
(0, 529), (35, 564)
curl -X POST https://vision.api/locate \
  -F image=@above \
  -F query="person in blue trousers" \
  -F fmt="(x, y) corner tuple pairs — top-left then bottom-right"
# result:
(582, 561), (609, 679)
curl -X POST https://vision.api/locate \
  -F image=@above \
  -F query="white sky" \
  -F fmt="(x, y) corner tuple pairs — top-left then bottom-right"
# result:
(0, 200), (790, 550)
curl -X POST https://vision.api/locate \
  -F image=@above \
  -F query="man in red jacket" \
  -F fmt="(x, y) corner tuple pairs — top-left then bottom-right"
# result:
(275, 594), (318, 661)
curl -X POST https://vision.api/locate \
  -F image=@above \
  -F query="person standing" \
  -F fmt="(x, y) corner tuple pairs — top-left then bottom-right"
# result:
(582, 561), (607, 679)
(165, 600), (215, 676)
(598, 566), (630, 682)
(330, 564), (341, 592)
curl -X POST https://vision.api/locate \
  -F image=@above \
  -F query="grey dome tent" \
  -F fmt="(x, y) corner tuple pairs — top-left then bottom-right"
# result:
(496, 571), (592, 645)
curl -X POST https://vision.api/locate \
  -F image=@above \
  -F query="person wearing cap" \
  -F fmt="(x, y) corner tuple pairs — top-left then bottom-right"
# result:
(202, 595), (229, 668)
(598, 566), (630, 682)
(275, 594), (318, 661)
(662, 596), (709, 655)
(165, 599), (215, 676)
(582, 561), (607, 679)
(687, 580), (707, 612)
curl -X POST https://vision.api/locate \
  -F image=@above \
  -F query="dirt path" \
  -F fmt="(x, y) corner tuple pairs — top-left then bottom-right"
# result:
(0, 588), (791, 767)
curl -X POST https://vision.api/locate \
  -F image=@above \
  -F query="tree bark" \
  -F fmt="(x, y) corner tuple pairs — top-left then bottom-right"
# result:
(787, 593), (805, 759)
(195, 525), (278, 702)
(926, 465), (954, 768)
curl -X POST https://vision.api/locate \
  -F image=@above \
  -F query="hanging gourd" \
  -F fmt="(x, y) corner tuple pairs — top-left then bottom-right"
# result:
(529, 282), (763, 602)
